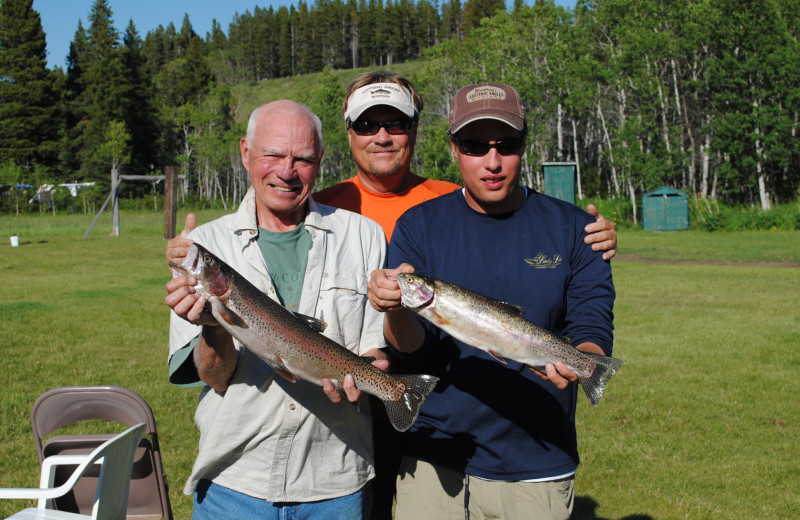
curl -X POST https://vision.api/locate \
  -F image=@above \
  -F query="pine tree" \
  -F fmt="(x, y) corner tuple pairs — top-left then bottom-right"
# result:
(177, 14), (196, 56)
(0, 0), (59, 171)
(440, 0), (464, 41)
(77, 0), (126, 183)
(178, 34), (214, 105)
(61, 21), (90, 177)
(121, 20), (158, 177)
(463, 0), (504, 34)
(277, 6), (295, 77)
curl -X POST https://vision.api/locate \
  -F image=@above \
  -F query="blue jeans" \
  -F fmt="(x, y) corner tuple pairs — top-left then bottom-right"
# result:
(192, 479), (372, 520)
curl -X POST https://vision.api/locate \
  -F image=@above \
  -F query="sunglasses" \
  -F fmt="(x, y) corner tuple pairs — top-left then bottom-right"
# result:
(348, 118), (415, 136)
(450, 133), (526, 156)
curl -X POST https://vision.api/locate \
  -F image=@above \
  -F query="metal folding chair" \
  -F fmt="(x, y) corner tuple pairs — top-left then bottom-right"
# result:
(30, 387), (172, 520)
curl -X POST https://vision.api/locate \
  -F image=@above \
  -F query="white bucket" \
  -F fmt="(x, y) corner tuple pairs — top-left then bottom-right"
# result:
(10, 236), (19, 247)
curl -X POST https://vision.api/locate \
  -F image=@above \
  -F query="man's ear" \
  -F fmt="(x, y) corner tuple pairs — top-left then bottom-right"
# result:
(239, 136), (249, 168)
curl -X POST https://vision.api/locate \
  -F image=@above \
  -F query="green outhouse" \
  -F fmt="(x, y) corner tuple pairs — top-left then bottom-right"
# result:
(542, 162), (576, 204)
(642, 186), (689, 231)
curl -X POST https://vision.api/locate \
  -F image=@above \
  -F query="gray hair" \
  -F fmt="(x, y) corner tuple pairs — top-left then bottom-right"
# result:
(245, 101), (324, 154)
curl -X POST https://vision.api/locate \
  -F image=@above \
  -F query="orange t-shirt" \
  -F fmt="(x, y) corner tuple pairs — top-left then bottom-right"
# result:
(313, 174), (460, 242)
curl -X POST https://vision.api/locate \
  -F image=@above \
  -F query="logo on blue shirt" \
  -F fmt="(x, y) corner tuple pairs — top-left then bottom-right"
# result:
(525, 253), (562, 269)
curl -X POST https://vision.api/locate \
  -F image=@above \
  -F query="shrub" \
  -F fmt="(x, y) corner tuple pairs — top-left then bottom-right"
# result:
(689, 197), (800, 231)
(582, 197), (636, 230)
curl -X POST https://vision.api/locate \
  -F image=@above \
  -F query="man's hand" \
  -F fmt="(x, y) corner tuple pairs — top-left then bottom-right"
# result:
(166, 213), (198, 266)
(165, 275), (216, 326)
(530, 343), (605, 389)
(323, 349), (390, 404)
(367, 263), (415, 313)
(585, 204), (618, 261)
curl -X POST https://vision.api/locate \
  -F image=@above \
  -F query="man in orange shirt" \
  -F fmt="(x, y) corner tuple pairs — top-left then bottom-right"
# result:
(166, 71), (617, 520)
(311, 73), (461, 242)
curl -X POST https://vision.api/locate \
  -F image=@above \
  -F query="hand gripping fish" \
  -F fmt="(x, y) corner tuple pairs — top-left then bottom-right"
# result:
(170, 243), (438, 431)
(396, 273), (623, 407)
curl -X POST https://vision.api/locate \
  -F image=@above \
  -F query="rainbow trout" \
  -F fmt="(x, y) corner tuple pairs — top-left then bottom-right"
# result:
(396, 273), (623, 407)
(170, 243), (438, 431)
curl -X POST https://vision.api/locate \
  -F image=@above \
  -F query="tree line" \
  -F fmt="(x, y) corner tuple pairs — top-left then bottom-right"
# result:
(0, 0), (798, 217)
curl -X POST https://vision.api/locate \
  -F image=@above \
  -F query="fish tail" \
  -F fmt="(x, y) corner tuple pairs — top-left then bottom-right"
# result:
(382, 374), (439, 432)
(578, 352), (625, 407)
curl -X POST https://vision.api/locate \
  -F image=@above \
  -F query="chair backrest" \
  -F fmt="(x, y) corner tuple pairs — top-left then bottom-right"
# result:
(89, 423), (146, 520)
(31, 386), (173, 520)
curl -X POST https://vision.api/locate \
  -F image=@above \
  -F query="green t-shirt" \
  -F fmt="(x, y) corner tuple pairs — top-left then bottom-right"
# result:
(256, 223), (312, 313)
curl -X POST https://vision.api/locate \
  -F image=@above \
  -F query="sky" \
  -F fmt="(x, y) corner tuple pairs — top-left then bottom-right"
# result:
(34, 0), (572, 70)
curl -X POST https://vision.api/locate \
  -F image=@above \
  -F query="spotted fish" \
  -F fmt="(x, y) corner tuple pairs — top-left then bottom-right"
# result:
(170, 243), (438, 431)
(396, 273), (623, 407)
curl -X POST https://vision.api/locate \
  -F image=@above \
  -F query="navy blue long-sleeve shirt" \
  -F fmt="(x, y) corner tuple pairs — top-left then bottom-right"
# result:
(388, 188), (615, 481)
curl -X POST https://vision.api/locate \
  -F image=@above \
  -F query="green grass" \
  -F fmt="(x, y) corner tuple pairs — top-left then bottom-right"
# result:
(575, 261), (800, 519)
(1, 211), (798, 519)
(616, 228), (800, 264)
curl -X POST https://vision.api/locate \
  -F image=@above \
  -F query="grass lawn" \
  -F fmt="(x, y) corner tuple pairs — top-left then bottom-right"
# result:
(0, 211), (798, 519)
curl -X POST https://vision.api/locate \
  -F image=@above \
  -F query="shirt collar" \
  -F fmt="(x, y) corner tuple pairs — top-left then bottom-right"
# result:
(229, 186), (332, 236)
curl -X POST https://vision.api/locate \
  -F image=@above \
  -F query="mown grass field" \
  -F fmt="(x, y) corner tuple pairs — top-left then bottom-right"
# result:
(1, 210), (798, 519)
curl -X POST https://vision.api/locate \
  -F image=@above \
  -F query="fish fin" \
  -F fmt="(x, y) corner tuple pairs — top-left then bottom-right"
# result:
(294, 312), (327, 333)
(431, 311), (450, 327)
(273, 356), (297, 383)
(218, 306), (249, 328)
(382, 374), (439, 432)
(577, 352), (625, 407)
(488, 350), (509, 364)
(498, 301), (525, 315)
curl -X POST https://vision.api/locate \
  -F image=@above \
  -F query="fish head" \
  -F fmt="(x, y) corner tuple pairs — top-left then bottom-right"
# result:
(396, 273), (435, 310)
(169, 243), (201, 279)
(170, 243), (231, 300)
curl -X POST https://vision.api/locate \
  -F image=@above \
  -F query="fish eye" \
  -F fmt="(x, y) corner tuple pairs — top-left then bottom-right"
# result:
(203, 254), (212, 264)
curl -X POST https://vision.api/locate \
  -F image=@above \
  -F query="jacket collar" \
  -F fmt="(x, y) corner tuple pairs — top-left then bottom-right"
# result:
(228, 186), (332, 237)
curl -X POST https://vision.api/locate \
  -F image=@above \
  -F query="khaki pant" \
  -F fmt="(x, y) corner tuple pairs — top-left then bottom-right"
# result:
(394, 456), (574, 520)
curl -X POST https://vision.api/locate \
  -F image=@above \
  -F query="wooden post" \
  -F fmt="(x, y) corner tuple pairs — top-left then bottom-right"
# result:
(111, 167), (120, 236)
(164, 166), (178, 239)
(82, 190), (115, 239)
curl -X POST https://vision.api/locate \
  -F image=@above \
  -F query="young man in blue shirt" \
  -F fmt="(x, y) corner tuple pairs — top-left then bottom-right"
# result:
(367, 83), (616, 520)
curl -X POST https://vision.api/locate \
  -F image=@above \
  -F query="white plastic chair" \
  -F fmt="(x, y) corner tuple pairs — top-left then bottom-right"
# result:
(0, 423), (145, 520)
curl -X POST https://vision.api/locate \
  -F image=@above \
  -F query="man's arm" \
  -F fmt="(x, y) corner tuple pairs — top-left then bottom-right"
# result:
(585, 204), (617, 260)
(193, 324), (237, 392)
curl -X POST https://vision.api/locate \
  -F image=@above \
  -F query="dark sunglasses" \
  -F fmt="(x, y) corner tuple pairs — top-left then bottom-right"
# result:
(348, 118), (415, 136)
(450, 133), (526, 156)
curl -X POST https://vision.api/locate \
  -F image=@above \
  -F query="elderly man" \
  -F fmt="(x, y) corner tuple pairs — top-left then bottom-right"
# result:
(367, 83), (616, 520)
(165, 100), (387, 519)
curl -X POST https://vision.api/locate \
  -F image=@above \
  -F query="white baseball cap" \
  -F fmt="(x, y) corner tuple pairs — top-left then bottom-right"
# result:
(344, 83), (417, 122)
